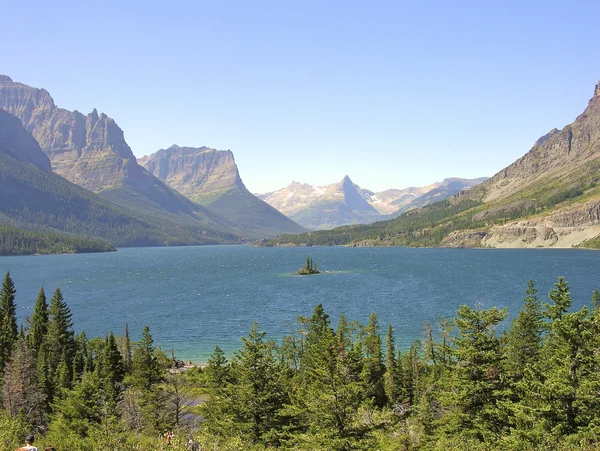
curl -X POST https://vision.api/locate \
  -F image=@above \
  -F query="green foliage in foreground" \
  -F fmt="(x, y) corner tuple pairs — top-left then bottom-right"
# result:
(1, 273), (600, 450)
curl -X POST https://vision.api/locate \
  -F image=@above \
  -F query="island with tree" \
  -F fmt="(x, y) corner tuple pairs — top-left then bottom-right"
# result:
(295, 256), (321, 275)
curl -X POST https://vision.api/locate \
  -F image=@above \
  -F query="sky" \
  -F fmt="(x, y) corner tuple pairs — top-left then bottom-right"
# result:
(2, 1), (600, 194)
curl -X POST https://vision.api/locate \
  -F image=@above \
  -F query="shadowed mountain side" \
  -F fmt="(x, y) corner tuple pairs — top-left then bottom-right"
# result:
(0, 75), (239, 238)
(139, 145), (306, 238)
(0, 108), (240, 247)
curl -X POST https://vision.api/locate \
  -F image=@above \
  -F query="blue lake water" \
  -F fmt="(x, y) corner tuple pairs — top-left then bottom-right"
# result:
(1, 245), (599, 363)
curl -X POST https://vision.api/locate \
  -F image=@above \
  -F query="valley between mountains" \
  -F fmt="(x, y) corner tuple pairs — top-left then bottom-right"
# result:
(1, 74), (600, 254)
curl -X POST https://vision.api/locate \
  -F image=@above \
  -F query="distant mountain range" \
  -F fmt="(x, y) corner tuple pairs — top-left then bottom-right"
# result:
(258, 176), (486, 229)
(266, 79), (600, 249)
(139, 145), (306, 238)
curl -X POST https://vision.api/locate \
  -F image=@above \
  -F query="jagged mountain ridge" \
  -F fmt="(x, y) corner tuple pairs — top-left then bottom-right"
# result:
(139, 145), (306, 238)
(266, 79), (600, 248)
(0, 107), (239, 248)
(259, 176), (486, 230)
(0, 75), (243, 238)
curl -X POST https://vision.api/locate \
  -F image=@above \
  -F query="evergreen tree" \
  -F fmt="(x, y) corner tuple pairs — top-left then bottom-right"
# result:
(0, 272), (18, 374)
(46, 287), (75, 402)
(122, 323), (132, 373)
(1, 338), (46, 429)
(97, 332), (125, 408)
(293, 305), (364, 448)
(384, 323), (398, 405)
(230, 322), (287, 444)
(361, 312), (386, 407)
(523, 278), (600, 439)
(129, 325), (166, 431)
(27, 287), (49, 355)
(447, 304), (509, 441)
(506, 280), (544, 381)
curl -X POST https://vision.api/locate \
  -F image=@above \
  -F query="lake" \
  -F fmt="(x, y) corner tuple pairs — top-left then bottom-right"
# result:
(1, 245), (599, 363)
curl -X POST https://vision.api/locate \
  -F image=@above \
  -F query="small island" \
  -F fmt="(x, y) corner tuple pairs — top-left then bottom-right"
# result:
(295, 256), (321, 275)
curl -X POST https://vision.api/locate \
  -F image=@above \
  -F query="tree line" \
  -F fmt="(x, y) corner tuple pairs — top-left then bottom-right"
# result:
(1, 272), (599, 449)
(200, 277), (600, 450)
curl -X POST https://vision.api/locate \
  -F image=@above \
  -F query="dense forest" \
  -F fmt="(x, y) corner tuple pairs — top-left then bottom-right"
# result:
(0, 153), (241, 255)
(0, 273), (599, 450)
(0, 225), (115, 255)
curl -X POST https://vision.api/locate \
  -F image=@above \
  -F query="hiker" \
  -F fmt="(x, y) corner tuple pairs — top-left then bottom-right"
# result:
(186, 436), (200, 450)
(15, 434), (38, 451)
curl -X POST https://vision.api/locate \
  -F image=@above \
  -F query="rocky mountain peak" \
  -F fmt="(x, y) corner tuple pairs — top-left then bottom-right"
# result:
(594, 80), (600, 99)
(0, 75), (13, 83)
(139, 145), (244, 204)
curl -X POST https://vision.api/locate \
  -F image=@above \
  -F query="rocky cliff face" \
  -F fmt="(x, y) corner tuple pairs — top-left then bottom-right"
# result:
(140, 145), (306, 238)
(441, 200), (600, 249)
(0, 107), (51, 171)
(0, 75), (143, 192)
(468, 80), (600, 204)
(440, 79), (600, 249)
(0, 75), (244, 238)
(138, 145), (243, 204)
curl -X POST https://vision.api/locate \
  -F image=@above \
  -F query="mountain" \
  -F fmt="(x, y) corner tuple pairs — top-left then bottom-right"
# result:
(391, 177), (488, 216)
(0, 75), (241, 240)
(138, 145), (306, 238)
(258, 176), (486, 230)
(259, 176), (385, 229)
(266, 80), (600, 249)
(0, 107), (238, 254)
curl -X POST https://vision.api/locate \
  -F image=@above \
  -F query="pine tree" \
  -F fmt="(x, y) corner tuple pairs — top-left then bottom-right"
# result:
(206, 345), (230, 389)
(104, 333), (125, 402)
(361, 312), (386, 407)
(130, 325), (166, 431)
(27, 287), (49, 355)
(130, 326), (163, 392)
(122, 323), (132, 373)
(384, 323), (398, 405)
(294, 305), (364, 446)
(228, 322), (287, 444)
(1, 338), (46, 429)
(526, 278), (599, 437)
(448, 304), (509, 441)
(506, 280), (544, 381)
(0, 272), (18, 374)
(46, 287), (75, 402)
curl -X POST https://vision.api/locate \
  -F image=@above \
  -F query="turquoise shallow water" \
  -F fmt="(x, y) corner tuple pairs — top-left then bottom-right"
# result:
(1, 245), (599, 363)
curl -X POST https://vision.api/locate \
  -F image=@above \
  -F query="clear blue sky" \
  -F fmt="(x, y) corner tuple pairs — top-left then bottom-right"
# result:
(2, 1), (600, 193)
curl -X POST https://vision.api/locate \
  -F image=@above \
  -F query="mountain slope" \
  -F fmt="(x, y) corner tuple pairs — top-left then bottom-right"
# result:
(139, 145), (306, 238)
(392, 177), (488, 216)
(266, 80), (600, 248)
(0, 108), (238, 249)
(259, 176), (384, 229)
(259, 176), (486, 229)
(0, 75), (240, 239)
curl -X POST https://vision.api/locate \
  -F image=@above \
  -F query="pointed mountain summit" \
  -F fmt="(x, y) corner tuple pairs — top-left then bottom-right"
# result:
(259, 176), (485, 230)
(139, 145), (306, 238)
(0, 75), (241, 240)
(259, 176), (382, 230)
(268, 78), (600, 248)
